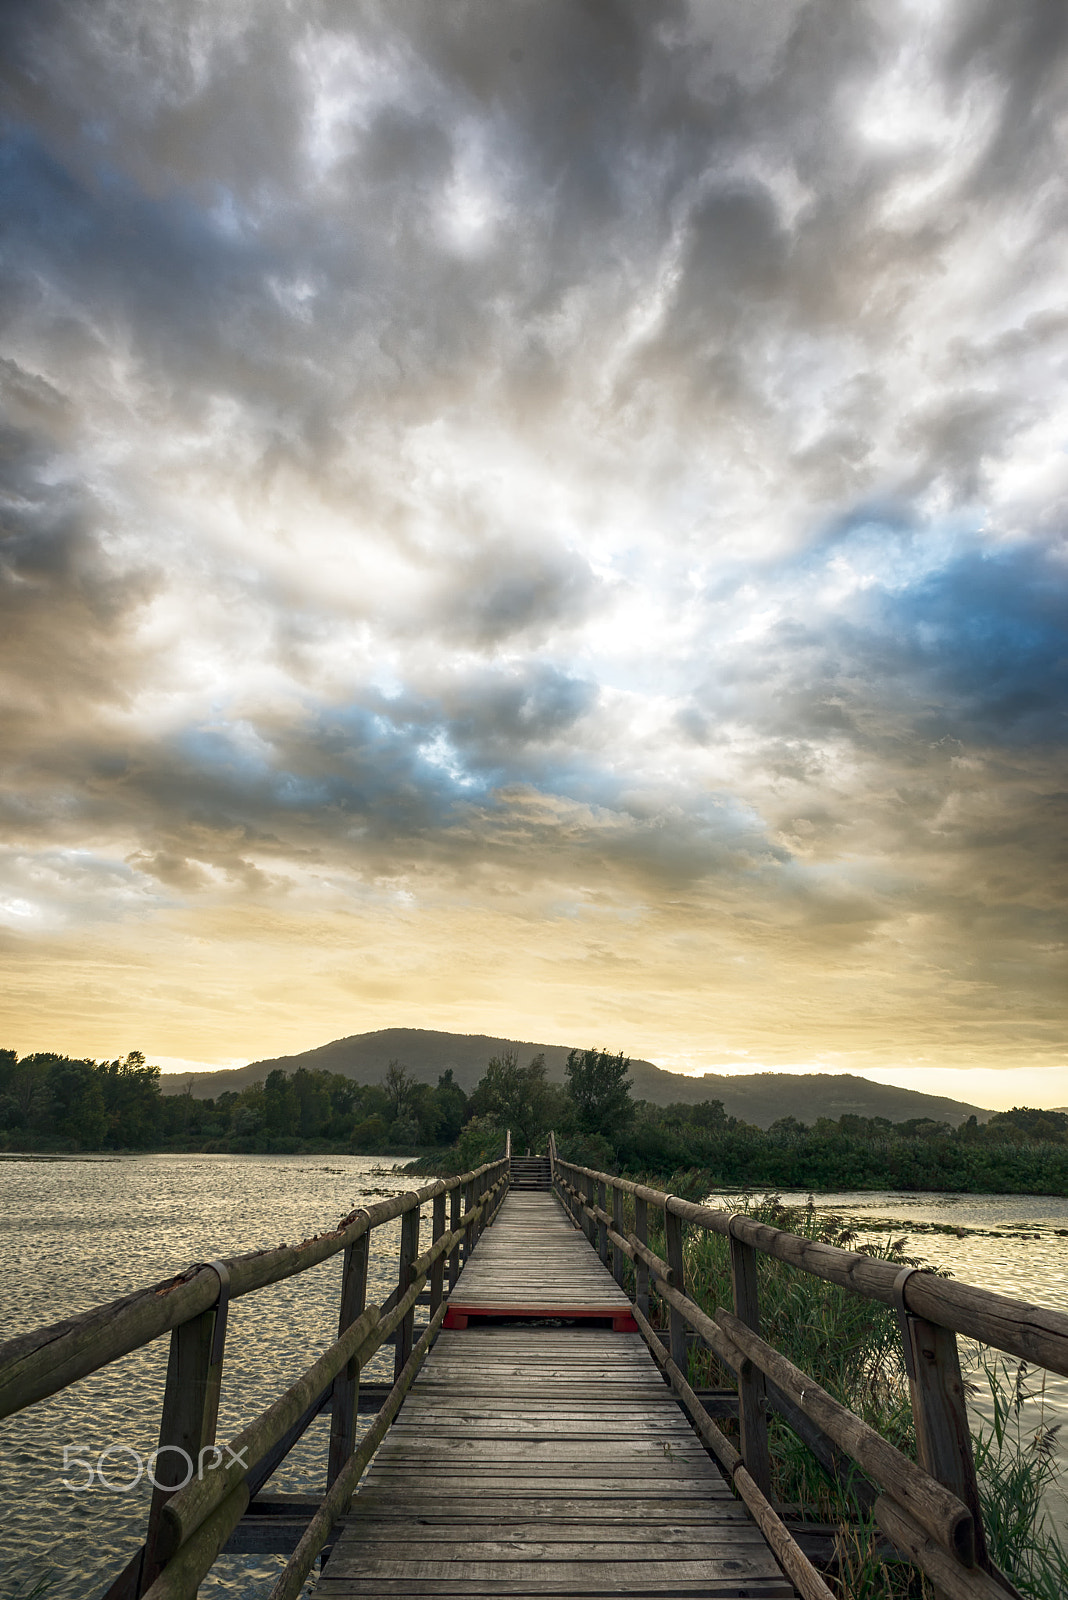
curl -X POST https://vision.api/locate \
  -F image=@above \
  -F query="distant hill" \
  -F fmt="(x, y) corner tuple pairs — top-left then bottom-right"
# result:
(160, 1027), (992, 1130)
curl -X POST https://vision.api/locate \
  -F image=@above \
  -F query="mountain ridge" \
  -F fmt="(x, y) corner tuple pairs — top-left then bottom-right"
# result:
(159, 1027), (993, 1130)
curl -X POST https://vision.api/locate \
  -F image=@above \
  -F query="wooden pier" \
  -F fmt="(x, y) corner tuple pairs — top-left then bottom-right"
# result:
(3, 1140), (1068, 1600)
(443, 1188), (637, 1329)
(323, 1191), (793, 1597)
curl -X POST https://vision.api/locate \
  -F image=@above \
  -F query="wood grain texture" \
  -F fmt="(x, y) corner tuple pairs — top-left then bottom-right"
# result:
(319, 1190), (796, 1599)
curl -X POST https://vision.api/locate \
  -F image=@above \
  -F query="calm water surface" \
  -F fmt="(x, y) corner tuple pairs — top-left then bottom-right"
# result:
(1, 1159), (1066, 1596)
(0, 1154), (422, 1599)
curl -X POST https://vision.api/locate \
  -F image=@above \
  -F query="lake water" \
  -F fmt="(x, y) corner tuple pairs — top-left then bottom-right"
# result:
(0, 1154), (420, 1599)
(0, 1157), (1065, 1597)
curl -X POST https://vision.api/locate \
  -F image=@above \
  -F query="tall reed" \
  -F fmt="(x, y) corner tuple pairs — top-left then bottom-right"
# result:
(633, 1181), (1067, 1599)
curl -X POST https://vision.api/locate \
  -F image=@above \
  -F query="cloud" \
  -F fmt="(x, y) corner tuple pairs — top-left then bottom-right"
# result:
(0, 0), (1065, 1088)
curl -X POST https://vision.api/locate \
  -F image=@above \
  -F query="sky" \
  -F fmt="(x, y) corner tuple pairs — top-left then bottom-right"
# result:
(1, 1), (1066, 1111)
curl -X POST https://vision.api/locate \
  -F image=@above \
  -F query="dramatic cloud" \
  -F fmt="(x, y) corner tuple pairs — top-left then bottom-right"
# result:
(2, 0), (1066, 1104)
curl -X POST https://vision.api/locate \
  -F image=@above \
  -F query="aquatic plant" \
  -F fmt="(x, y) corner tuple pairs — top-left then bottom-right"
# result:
(633, 1188), (1066, 1598)
(969, 1354), (1068, 1600)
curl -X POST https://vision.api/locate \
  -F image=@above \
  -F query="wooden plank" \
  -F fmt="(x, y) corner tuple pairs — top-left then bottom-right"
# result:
(315, 1194), (796, 1600)
(327, 1554), (791, 1579)
(344, 1499), (752, 1520)
(339, 1525), (770, 1545)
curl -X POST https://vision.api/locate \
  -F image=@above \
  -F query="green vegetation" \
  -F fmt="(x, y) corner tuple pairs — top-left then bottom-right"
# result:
(3, 1042), (1068, 1196)
(603, 1100), (1068, 1196)
(0, 1049), (472, 1155)
(627, 1192), (1068, 1599)
(970, 1355), (1068, 1600)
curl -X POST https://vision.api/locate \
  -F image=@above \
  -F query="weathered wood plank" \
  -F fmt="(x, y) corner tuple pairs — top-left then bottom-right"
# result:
(313, 1193), (795, 1600)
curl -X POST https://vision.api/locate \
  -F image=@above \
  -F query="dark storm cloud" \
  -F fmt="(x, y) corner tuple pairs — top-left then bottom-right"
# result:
(0, 0), (1066, 1077)
(854, 544), (1068, 747)
(0, 409), (154, 741)
(941, 0), (1068, 199)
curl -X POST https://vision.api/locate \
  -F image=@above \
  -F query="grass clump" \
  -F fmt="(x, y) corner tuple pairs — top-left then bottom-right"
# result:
(971, 1355), (1068, 1600)
(628, 1187), (1066, 1599)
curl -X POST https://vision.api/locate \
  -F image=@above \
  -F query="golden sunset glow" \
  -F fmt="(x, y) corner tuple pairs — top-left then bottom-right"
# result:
(2, 4), (1066, 1110)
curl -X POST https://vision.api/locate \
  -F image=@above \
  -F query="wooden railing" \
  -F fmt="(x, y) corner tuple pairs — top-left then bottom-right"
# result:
(551, 1146), (1068, 1600)
(0, 1154), (511, 1599)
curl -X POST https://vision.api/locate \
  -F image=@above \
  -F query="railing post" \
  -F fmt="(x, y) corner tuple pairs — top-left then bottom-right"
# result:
(448, 1182), (462, 1288)
(430, 1187), (447, 1316)
(137, 1274), (228, 1594)
(664, 1200), (688, 1374)
(612, 1185), (625, 1288)
(328, 1220), (370, 1488)
(729, 1218), (772, 1498)
(597, 1179), (609, 1266)
(634, 1194), (650, 1319)
(897, 1290), (989, 1576)
(474, 1170), (486, 1247)
(394, 1196), (420, 1381)
(583, 1172), (596, 1247)
(462, 1175), (475, 1264)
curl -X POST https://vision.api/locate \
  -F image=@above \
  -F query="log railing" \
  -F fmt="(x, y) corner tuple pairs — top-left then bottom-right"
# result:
(0, 1153), (510, 1599)
(551, 1149), (1067, 1600)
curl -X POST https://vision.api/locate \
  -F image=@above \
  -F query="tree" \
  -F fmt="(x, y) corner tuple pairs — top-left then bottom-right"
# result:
(264, 1068), (299, 1136)
(431, 1069), (467, 1144)
(292, 1067), (332, 1138)
(470, 1051), (552, 1151)
(383, 1060), (417, 1122)
(98, 1053), (161, 1147)
(565, 1048), (634, 1141)
(48, 1057), (106, 1147)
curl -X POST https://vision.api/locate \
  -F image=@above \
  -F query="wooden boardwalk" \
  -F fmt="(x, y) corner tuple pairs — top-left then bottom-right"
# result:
(443, 1189), (637, 1328)
(320, 1191), (795, 1598)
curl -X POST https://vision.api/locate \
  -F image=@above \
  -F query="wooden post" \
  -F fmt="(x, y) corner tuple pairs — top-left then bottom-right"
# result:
(473, 1171), (485, 1249)
(664, 1202), (688, 1374)
(634, 1195), (650, 1319)
(612, 1185), (625, 1288)
(461, 1176), (475, 1265)
(394, 1199), (420, 1381)
(328, 1224), (370, 1488)
(430, 1189), (447, 1315)
(900, 1310), (989, 1578)
(729, 1223), (772, 1499)
(583, 1173), (597, 1247)
(448, 1183), (462, 1289)
(137, 1283), (227, 1594)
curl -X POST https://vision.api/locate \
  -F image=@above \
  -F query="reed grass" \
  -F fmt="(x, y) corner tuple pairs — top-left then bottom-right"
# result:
(969, 1353), (1068, 1600)
(625, 1181), (1066, 1599)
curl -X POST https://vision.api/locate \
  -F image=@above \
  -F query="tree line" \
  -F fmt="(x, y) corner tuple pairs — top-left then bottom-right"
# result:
(0, 1045), (626, 1157)
(2, 1044), (1066, 1194)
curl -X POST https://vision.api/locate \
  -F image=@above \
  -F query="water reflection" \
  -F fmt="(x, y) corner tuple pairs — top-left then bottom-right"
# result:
(0, 1154), (421, 1598)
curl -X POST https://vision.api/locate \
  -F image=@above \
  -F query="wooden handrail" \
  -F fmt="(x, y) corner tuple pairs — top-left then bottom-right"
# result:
(553, 1156), (1068, 1378)
(551, 1147), (1058, 1600)
(154, 1173), (509, 1573)
(0, 1160), (508, 1419)
(632, 1303), (836, 1600)
(2, 1149), (510, 1600)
